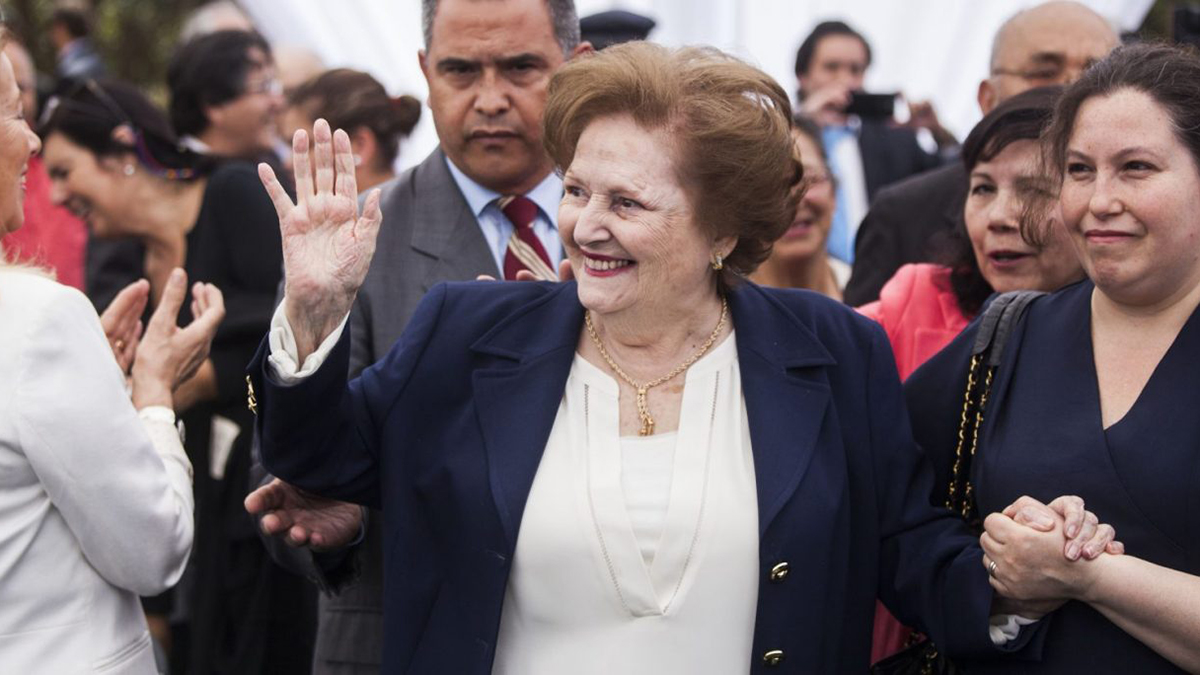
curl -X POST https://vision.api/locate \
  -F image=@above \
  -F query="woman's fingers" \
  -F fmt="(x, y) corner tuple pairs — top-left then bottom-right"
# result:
(292, 128), (314, 201)
(1005, 496), (1057, 532)
(1066, 511), (1100, 560)
(1048, 495), (1086, 538)
(358, 188), (383, 242)
(146, 269), (188, 336)
(1081, 523), (1116, 560)
(101, 279), (149, 337)
(258, 162), (295, 224)
(183, 283), (225, 341)
(313, 119), (335, 196)
(333, 128), (358, 204)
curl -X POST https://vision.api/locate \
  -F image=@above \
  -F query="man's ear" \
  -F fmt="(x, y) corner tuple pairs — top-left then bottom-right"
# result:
(569, 41), (595, 60)
(418, 49), (430, 83)
(977, 78), (997, 115)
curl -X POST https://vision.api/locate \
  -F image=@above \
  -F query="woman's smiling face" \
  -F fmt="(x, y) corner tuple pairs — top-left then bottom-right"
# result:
(559, 113), (728, 317)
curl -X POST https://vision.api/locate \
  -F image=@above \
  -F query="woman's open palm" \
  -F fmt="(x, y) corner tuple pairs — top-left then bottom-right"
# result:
(258, 119), (382, 353)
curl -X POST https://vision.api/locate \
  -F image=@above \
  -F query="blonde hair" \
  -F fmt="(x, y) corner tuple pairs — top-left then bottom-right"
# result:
(543, 42), (802, 288)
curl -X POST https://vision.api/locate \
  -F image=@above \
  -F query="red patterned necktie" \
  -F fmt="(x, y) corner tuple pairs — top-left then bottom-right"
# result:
(499, 195), (556, 281)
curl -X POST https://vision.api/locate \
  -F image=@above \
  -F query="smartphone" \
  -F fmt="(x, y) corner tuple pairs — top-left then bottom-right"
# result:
(844, 92), (897, 120)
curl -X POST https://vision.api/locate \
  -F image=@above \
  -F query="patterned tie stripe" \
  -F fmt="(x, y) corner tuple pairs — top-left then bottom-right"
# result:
(499, 195), (557, 282)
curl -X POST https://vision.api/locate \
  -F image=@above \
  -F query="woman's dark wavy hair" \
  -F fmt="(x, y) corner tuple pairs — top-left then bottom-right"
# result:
(938, 85), (1062, 317)
(1022, 41), (1200, 246)
(38, 79), (213, 181)
(288, 68), (421, 169)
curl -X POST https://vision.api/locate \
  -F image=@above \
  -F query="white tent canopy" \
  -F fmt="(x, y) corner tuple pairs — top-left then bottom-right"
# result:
(240, 0), (1153, 169)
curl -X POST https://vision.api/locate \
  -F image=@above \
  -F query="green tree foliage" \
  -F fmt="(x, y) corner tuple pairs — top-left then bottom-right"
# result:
(4, 0), (210, 97)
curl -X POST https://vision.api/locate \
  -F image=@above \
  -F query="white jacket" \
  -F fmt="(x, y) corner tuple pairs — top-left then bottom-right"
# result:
(0, 269), (193, 674)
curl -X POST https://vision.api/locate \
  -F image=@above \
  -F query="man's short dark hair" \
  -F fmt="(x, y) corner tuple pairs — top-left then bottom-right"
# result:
(421, 0), (581, 56)
(50, 9), (91, 39)
(167, 29), (272, 137)
(793, 20), (872, 77)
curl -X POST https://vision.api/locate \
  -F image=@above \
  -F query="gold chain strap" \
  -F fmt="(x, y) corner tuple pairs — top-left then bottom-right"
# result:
(946, 353), (995, 523)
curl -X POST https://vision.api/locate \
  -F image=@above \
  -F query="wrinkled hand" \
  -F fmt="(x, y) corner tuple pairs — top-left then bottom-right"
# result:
(476, 260), (575, 283)
(1003, 495), (1123, 561)
(259, 119), (383, 361)
(100, 279), (149, 374)
(245, 478), (363, 551)
(130, 268), (225, 409)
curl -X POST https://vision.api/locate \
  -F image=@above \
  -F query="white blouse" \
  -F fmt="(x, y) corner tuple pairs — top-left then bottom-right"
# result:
(493, 332), (760, 674)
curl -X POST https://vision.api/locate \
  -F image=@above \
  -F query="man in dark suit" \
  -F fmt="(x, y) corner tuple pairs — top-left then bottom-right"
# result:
(843, 1), (1119, 305)
(247, 0), (591, 672)
(794, 21), (953, 266)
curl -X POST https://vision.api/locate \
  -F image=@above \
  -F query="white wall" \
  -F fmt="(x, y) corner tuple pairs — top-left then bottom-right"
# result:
(239, 0), (1153, 169)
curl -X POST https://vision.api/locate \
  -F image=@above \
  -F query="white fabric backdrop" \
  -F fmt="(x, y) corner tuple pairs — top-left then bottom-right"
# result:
(239, 0), (1153, 170)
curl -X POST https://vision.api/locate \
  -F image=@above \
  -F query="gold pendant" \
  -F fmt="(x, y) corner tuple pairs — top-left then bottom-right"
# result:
(636, 387), (654, 436)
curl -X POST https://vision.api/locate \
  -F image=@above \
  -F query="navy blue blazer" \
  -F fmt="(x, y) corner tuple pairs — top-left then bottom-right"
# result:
(250, 280), (1021, 673)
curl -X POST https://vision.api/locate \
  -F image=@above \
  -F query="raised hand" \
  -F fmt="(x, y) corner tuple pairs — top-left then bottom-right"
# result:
(245, 478), (364, 551)
(258, 119), (383, 362)
(130, 268), (225, 409)
(99, 279), (149, 374)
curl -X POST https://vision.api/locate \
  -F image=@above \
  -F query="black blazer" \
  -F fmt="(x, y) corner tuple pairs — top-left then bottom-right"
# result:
(844, 162), (966, 306)
(858, 120), (944, 202)
(251, 279), (1034, 673)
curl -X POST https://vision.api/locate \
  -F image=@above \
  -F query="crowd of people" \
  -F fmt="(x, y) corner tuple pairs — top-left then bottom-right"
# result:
(2, 0), (1199, 673)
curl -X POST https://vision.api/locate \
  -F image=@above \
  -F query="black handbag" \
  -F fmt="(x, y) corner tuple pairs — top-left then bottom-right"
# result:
(870, 291), (1044, 675)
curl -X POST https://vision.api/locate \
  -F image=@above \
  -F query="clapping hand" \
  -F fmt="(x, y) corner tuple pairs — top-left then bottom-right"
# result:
(258, 119), (383, 362)
(130, 268), (225, 409)
(100, 279), (150, 375)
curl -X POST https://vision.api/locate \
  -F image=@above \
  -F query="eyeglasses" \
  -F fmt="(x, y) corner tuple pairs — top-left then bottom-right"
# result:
(991, 58), (1097, 85)
(243, 75), (283, 97)
(991, 66), (1068, 83)
(39, 79), (197, 181)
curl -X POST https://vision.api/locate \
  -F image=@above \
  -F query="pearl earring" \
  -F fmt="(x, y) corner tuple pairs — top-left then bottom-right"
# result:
(353, 154), (363, 167)
(123, 164), (135, 176)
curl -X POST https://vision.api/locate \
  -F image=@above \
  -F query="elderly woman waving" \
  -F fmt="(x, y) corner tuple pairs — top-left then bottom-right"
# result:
(249, 44), (1111, 674)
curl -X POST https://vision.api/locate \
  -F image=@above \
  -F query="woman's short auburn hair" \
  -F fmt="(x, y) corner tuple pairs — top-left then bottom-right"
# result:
(543, 42), (802, 286)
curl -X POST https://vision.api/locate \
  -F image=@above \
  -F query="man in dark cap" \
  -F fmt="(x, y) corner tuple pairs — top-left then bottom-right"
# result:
(580, 9), (655, 49)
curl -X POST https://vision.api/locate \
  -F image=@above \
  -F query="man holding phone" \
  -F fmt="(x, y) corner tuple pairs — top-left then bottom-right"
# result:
(795, 20), (951, 265)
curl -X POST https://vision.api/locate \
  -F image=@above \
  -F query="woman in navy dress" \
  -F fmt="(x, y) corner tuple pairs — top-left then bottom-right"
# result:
(906, 42), (1200, 673)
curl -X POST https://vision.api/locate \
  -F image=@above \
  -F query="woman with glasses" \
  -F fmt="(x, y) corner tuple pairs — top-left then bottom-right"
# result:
(750, 114), (849, 299)
(38, 80), (311, 674)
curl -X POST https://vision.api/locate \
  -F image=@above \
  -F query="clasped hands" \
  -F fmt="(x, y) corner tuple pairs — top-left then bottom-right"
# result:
(985, 495), (1123, 618)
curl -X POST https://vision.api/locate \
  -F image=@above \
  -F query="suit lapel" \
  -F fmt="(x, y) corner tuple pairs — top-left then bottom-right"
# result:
(408, 150), (500, 282)
(470, 283), (583, 547)
(730, 285), (837, 536)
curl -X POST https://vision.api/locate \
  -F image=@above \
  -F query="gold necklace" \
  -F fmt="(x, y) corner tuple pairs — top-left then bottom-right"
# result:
(584, 297), (729, 436)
